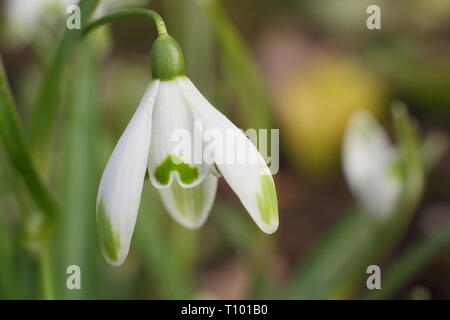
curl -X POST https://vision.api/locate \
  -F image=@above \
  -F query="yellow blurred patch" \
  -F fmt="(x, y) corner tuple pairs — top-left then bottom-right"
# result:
(276, 55), (387, 180)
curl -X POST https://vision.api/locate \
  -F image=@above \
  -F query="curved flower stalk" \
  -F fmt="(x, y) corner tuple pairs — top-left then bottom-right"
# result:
(342, 109), (402, 220)
(95, 20), (278, 266)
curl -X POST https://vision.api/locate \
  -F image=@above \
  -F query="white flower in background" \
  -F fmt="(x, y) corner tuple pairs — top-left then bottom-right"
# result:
(342, 109), (402, 220)
(4, 0), (69, 44)
(3, 0), (146, 46)
(97, 35), (279, 266)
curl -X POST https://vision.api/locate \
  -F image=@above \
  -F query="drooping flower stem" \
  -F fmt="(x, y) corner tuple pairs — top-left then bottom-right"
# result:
(83, 9), (168, 37)
(84, 10), (186, 80)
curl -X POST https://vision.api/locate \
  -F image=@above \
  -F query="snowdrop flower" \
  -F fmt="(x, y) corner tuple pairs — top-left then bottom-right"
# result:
(97, 34), (278, 266)
(342, 109), (401, 220)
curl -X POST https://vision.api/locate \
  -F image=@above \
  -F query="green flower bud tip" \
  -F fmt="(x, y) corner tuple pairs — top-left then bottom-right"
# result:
(150, 34), (186, 80)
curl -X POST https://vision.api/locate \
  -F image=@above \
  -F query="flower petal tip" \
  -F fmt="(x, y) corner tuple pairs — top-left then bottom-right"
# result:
(259, 219), (279, 235)
(255, 175), (279, 232)
(103, 254), (126, 267)
(171, 216), (208, 230)
(96, 201), (124, 267)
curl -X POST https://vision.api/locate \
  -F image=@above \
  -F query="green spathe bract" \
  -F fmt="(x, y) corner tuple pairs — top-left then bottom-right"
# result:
(256, 174), (278, 225)
(154, 154), (199, 186)
(96, 200), (121, 263)
(150, 35), (186, 80)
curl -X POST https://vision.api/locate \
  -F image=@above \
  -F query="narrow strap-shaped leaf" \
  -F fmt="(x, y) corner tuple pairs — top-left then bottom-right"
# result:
(201, 0), (273, 129)
(363, 223), (450, 299)
(287, 207), (380, 299)
(30, 0), (100, 166)
(0, 207), (18, 299)
(0, 56), (58, 229)
(58, 43), (100, 298)
(392, 104), (424, 213)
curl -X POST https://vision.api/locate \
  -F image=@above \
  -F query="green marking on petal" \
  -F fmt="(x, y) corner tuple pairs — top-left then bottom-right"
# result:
(256, 175), (278, 225)
(171, 182), (187, 216)
(171, 180), (205, 218)
(96, 200), (121, 263)
(154, 154), (199, 186)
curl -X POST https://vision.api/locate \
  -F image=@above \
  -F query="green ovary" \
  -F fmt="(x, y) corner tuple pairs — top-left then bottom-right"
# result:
(256, 175), (278, 225)
(154, 154), (199, 186)
(96, 200), (121, 263)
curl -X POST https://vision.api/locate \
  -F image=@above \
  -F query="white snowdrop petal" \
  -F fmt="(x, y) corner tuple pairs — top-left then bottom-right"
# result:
(96, 81), (159, 266)
(159, 173), (218, 229)
(177, 77), (278, 234)
(342, 109), (401, 219)
(148, 80), (209, 189)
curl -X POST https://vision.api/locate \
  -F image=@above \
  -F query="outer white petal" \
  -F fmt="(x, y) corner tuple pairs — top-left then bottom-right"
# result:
(148, 80), (209, 189)
(96, 81), (159, 266)
(342, 109), (401, 219)
(177, 77), (278, 234)
(159, 173), (218, 229)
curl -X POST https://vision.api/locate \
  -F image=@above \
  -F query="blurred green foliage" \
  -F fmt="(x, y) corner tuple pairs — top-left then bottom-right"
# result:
(0, 0), (449, 300)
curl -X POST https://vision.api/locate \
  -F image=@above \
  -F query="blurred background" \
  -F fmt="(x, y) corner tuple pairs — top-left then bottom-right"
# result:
(0, 0), (450, 299)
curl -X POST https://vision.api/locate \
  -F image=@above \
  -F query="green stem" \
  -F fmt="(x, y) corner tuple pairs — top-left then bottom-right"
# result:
(39, 245), (55, 300)
(83, 9), (168, 37)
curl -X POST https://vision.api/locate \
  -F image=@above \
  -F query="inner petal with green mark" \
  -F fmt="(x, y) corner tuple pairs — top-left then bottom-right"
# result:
(96, 200), (121, 263)
(171, 179), (204, 218)
(256, 175), (278, 225)
(153, 154), (199, 186)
